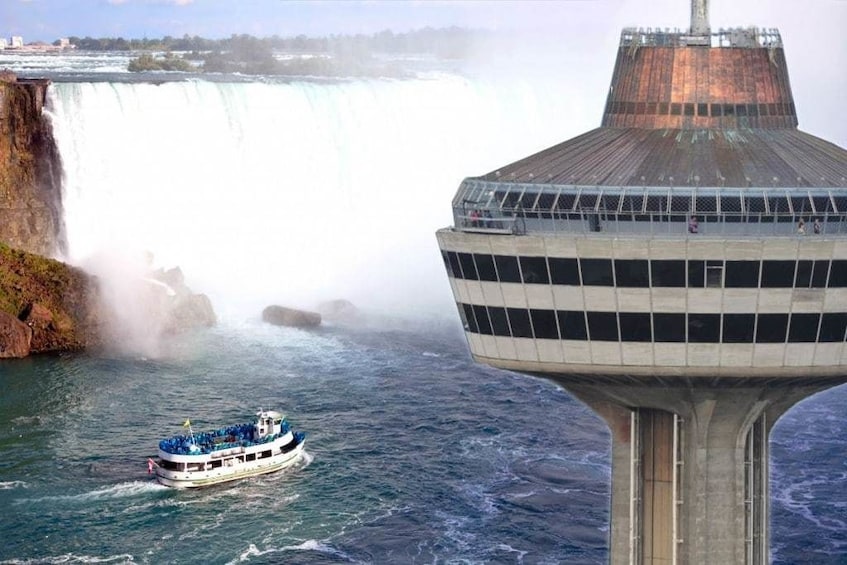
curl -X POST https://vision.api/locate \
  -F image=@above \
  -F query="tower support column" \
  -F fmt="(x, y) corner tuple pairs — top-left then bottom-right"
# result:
(561, 382), (828, 565)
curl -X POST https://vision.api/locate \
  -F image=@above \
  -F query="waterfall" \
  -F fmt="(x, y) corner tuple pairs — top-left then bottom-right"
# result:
(46, 75), (595, 320)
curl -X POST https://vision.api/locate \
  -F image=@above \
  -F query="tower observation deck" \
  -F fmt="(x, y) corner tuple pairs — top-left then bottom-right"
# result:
(435, 1), (847, 563)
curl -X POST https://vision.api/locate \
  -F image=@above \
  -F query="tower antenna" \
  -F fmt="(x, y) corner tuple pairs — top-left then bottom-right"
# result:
(691, 0), (710, 35)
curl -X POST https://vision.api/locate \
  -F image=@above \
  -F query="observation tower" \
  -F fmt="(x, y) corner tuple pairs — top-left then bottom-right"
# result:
(436, 1), (847, 563)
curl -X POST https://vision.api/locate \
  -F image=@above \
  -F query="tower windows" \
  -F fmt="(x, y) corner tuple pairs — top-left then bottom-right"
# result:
(615, 259), (650, 287)
(548, 258), (580, 285)
(755, 314), (789, 343)
(558, 310), (588, 340)
(457, 303), (847, 344)
(580, 258), (614, 286)
(494, 255), (521, 283)
(723, 314), (755, 343)
(520, 256), (550, 284)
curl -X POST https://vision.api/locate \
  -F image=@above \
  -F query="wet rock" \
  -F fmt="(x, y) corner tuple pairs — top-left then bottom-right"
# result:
(0, 310), (32, 358)
(316, 299), (361, 323)
(262, 305), (321, 328)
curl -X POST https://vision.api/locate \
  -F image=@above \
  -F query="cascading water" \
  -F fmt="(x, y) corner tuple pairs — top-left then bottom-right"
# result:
(47, 74), (595, 323)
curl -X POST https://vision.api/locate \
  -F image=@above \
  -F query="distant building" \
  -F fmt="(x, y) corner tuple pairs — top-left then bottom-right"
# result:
(58, 38), (70, 49)
(10, 36), (24, 49)
(0, 38), (7, 50)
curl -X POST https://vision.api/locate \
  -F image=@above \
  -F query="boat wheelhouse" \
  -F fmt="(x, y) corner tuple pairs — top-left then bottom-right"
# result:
(152, 410), (305, 488)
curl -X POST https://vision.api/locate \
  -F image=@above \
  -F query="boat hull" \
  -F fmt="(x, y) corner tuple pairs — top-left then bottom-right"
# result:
(154, 440), (305, 488)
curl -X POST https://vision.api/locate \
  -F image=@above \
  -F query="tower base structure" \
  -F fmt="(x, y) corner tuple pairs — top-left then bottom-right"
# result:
(550, 378), (844, 565)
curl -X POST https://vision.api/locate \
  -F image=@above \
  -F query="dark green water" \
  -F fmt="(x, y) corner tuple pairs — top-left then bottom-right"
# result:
(0, 320), (844, 564)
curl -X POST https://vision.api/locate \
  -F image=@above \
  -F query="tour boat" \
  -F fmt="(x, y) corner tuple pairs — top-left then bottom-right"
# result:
(149, 409), (306, 488)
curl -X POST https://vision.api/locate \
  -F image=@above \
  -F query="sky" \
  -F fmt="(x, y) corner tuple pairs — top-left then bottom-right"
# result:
(1, 0), (845, 146)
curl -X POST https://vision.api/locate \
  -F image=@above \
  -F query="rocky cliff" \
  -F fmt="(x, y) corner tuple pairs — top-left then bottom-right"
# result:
(0, 242), (104, 357)
(0, 72), (65, 257)
(0, 72), (216, 357)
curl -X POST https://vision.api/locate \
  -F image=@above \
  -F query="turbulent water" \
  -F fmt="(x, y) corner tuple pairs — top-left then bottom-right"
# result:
(0, 53), (845, 563)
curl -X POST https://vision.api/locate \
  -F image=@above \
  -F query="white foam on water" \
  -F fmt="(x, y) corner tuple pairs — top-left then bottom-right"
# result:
(0, 480), (29, 490)
(0, 553), (135, 564)
(13, 480), (167, 506)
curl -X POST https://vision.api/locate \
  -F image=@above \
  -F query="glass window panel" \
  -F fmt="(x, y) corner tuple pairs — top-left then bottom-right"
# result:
(723, 314), (755, 343)
(788, 313), (820, 343)
(520, 256), (550, 284)
(472, 305), (492, 335)
(790, 195), (811, 214)
(558, 310), (588, 340)
(549, 258), (580, 285)
(600, 193), (621, 212)
(645, 194), (666, 213)
(747, 196), (766, 213)
(557, 192), (577, 211)
(711, 103), (723, 116)
(653, 313), (685, 342)
(494, 255), (521, 283)
(587, 312), (619, 341)
(819, 313), (847, 342)
(828, 260), (847, 287)
(688, 313), (720, 343)
(441, 251), (453, 277)
(811, 196), (832, 214)
(458, 253), (478, 280)
(670, 195), (691, 212)
(706, 261), (724, 288)
(615, 260), (650, 287)
(580, 259), (614, 286)
(507, 308), (533, 338)
(756, 314), (788, 343)
(767, 195), (786, 215)
(461, 303), (478, 333)
(651, 260), (686, 287)
(720, 195), (742, 214)
(795, 260), (812, 288)
(473, 254), (497, 282)
(518, 191), (539, 209)
(536, 192), (557, 211)
(812, 260), (830, 288)
(530, 309), (559, 339)
(622, 194), (645, 213)
(695, 195), (717, 213)
(577, 192), (600, 210)
(489, 307), (510, 337)
(500, 189), (521, 209)
(688, 260), (705, 287)
(619, 313), (652, 342)
(832, 196), (847, 213)
(761, 260), (795, 288)
(725, 261), (759, 288)
(447, 252), (463, 279)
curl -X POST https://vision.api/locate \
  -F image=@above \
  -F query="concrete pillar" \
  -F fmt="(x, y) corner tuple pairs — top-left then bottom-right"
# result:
(560, 382), (833, 565)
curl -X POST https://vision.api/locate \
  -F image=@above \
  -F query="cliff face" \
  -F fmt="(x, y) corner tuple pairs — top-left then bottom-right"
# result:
(0, 73), (65, 257)
(0, 242), (105, 357)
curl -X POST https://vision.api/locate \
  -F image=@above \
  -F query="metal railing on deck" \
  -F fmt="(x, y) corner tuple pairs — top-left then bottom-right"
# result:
(454, 208), (847, 238)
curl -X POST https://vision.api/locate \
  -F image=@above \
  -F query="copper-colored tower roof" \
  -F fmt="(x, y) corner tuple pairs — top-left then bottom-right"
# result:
(477, 25), (847, 190)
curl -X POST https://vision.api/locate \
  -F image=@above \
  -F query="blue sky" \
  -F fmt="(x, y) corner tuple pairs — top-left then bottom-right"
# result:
(2, 0), (843, 43)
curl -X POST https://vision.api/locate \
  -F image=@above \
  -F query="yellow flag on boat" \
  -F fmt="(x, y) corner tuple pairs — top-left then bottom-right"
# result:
(183, 419), (191, 428)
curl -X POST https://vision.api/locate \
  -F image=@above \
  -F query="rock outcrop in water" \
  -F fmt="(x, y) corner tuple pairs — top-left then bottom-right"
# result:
(148, 266), (217, 333)
(0, 72), (65, 257)
(316, 299), (361, 323)
(262, 305), (321, 328)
